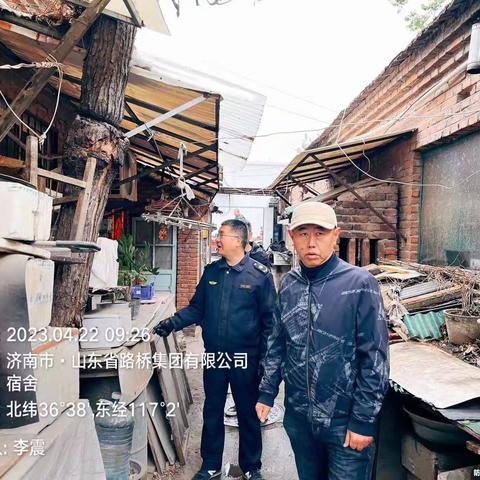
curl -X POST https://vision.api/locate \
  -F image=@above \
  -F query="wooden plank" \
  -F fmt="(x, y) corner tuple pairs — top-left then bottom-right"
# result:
(0, 238), (50, 259)
(37, 168), (87, 189)
(122, 0), (143, 27)
(147, 412), (168, 473)
(347, 238), (356, 265)
(24, 136), (38, 187)
(313, 154), (406, 241)
(163, 335), (189, 427)
(361, 238), (370, 267)
(151, 335), (188, 465)
(173, 334), (193, 407)
(0, 155), (24, 169)
(72, 157), (97, 241)
(0, 0), (112, 142)
(401, 285), (462, 311)
(53, 195), (79, 206)
(274, 189), (291, 206)
(48, 253), (86, 264)
(310, 178), (380, 203)
(145, 380), (176, 465)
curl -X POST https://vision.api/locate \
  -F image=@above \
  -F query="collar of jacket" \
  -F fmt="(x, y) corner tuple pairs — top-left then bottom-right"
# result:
(294, 253), (340, 284)
(218, 254), (248, 272)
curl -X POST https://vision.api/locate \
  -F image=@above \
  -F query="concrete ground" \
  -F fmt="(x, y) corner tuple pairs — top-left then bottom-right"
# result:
(171, 328), (298, 480)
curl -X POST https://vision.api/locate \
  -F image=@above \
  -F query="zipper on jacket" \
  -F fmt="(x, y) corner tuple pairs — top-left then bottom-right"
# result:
(305, 280), (313, 423)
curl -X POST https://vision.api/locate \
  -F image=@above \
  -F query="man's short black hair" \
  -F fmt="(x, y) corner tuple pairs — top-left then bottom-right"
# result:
(221, 219), (248, 249)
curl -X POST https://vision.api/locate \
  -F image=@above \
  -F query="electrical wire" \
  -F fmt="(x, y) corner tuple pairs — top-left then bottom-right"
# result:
(0, 54), (63, 149)
(176, 108), (480, 147)
(336, 142), (480, 190)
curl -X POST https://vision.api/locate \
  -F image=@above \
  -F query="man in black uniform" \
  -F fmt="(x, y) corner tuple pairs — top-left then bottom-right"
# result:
(154, 219), (275, 480)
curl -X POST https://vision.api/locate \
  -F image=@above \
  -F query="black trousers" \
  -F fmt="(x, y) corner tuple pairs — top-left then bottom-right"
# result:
(200, 354), (261, 473)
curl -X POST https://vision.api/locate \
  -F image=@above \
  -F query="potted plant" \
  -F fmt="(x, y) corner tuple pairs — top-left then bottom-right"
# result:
(117, 234), (147, 287)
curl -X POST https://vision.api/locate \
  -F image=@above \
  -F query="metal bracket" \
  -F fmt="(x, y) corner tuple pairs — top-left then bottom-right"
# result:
(125, 95), (208, 139)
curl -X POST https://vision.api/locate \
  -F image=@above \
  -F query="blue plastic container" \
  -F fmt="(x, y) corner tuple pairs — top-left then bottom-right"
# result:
(130, 286), (142, 299)
(140, 283), (155, 300)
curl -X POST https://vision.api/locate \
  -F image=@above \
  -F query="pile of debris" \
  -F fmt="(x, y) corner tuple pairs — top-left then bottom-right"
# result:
(0, 0), (76, 24)
(366, 261), (480, 367)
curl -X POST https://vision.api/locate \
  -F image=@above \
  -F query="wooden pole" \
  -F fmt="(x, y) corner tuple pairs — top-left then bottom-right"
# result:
(24, 135), (38, 187)
(72, 157), (97, 241)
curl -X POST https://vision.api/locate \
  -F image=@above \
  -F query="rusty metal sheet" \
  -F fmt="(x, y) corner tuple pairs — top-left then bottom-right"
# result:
(390, 342), (480, 409)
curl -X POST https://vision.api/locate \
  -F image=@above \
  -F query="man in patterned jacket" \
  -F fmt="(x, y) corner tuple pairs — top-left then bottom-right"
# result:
(256, 201), (389, 480)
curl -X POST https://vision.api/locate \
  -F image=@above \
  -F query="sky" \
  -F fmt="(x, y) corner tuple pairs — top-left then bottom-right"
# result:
(136, 0), (420, 188)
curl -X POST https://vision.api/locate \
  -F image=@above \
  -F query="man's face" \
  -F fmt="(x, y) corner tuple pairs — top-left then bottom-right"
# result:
(289, 224), (340, 267)
(216, 225), (243, 257)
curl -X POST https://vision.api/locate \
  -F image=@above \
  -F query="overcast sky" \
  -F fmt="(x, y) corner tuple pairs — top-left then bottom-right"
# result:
(136, 0), (419, 187)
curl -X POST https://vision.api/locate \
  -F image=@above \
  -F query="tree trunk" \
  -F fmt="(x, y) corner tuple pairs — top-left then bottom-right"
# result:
(51, 16), (136, 327)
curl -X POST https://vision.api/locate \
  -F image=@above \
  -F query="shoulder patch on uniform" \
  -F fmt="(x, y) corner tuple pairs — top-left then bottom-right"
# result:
(253, 261), (269, 274)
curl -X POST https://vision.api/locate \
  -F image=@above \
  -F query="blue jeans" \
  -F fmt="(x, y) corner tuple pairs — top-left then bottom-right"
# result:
(283, 410), (375, 480)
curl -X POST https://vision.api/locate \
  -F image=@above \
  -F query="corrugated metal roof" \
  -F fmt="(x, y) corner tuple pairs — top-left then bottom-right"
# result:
(0, 20), (223, 196)
(403, 310), (446, 340)
(269, 129), (415, 189)
(400, 281), (452, 300)
(131, 53), (266, 169)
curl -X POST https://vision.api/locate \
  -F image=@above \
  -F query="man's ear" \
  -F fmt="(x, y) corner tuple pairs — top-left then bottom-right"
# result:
(334, 227), (341, 242)
(288, 229), (294, 240)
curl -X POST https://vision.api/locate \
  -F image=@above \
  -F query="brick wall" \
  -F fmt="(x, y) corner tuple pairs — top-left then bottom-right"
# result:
(334, 184), (398, 264)
(176, 228), (200, 336)
(290, 0), (480, 263)
(315, 0), (480, 149)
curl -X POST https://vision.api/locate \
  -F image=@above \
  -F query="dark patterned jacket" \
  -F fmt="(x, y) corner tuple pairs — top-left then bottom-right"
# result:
(258, 254), (389, 436)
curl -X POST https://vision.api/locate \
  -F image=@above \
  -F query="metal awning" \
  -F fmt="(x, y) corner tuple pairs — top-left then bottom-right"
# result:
(269, 129), (416, 190)
(0, 19), (222, 197)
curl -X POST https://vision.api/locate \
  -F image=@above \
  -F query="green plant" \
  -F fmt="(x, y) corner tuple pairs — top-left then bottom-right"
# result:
(117, 234), (137, 270)
(117, 234), (148, 286)
(145, 265), (160, 275)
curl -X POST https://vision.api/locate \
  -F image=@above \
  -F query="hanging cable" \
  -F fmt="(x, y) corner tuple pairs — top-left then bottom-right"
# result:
(0, 54), (63, 149)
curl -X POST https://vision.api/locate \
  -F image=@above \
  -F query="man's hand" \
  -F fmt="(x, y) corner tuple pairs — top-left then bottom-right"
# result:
(343, 430), (374, 451)
(153, 317), (174, 337)
(255, 402), (271, 423)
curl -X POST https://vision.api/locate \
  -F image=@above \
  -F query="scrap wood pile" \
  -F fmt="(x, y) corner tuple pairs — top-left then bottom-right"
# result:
(365, 261), (480, 368)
